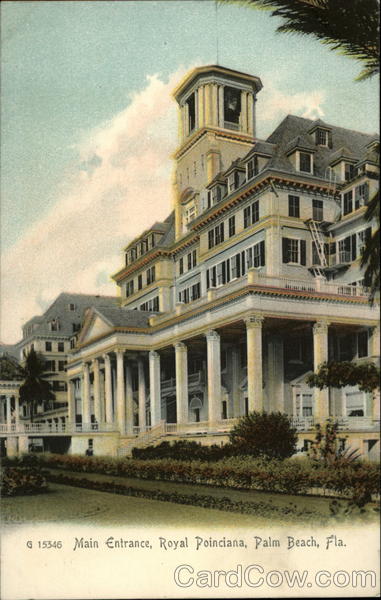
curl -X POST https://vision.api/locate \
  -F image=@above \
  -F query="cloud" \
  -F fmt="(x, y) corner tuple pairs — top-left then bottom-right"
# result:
(258, 82), (326, 137)
(1, 66), (326, 344)
(1, 69), (186, 343)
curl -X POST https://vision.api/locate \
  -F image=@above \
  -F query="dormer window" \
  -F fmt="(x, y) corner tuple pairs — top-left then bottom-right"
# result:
(185, 204), (197, 225)
(246, 156), (258, 181)
(299, 152), (312, 174)
(227, 171), (240, 194)
(316, 129), (329, 146)
(68, 303), (76, 312)
(49, 319), (59, 332)
(344, 162), (355, 181)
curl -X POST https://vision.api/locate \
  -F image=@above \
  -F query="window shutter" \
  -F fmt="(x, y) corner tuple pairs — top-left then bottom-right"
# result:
(351, 234), (357, 260)
(328, 131), (333, 148)
(365, 227), (372, 243)
(330, 242), (336, 255)
(282, 238), (290, 263)
(300, 240), (306, 265)
(260, 240), (265, 266)
(226, 259), (231, 282)
(206, 270), (210, 290)
(355, 186), (360, 203)
(236, 254), (241, 278)
(222, 261), (226, 284)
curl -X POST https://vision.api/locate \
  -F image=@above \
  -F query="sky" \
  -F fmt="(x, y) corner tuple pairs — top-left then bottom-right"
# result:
(1, 0), (379, 344)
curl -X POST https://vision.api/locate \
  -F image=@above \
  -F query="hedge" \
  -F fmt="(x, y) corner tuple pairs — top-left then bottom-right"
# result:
(47, 471), (324, 523)
(15, 453), (380, 505)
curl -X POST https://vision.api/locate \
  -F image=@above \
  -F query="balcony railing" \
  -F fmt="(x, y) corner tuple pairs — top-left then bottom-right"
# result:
(0, 422), (117, 434)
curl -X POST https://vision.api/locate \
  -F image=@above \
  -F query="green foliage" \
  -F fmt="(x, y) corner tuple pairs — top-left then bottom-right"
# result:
(0, 464), (48, 496)
(219, 0), (380, 81)
(361, 183), (380, 305)
(46, 471), (324, 523)
(19, 348), (55, 421)
(229, 411), (298, 459)
(132, 440), (233, 461)
(308, 420), (361, 467)
(29, 453), (380, 503)
(306, 361), (380, 393)
(0, 356), (23, 381)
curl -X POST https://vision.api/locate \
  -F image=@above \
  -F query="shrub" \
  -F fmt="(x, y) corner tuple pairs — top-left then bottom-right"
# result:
(0, 465), (48, 496)
(229, 412), (298, 459)
(131, 440), (233, 462)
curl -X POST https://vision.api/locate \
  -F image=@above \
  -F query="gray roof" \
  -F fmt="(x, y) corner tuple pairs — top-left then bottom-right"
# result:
(265, 115), (378, 177)
(22, 293), (119, 341)
(157, 211), (175, 247)
(94, 306), (153, 328)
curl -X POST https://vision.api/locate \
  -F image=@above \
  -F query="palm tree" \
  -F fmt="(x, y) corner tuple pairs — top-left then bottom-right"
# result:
(218, 0), (379, 81)
(19, 348), (55, 422)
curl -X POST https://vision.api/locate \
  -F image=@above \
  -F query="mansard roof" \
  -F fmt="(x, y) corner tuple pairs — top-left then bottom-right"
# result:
(22, 293), (119, 340)
(265, 115), (378, 177)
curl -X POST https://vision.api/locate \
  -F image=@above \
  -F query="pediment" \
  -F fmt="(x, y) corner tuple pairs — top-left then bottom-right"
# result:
(78, 312), (113, 345)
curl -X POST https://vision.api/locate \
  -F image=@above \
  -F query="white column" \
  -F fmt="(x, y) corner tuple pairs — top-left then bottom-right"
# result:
(82, 363), (91, 426)
(14, 395), (20, 430)
(103, 354), (113, 424)
(138, 358), (146, 430)
(6, 396), (11, 428)
(205, 84), (212, 126)
(211, 83), (218, 126)
(92, 359), (102, 425)
(267, 335), (284, 412)
(116, 350), (126, 434)
(125, 362), (134, 435)
(231, 346), (241, 417)
(245, 315), (264, 412)
(149, 351), (161, 425)
(240, 90), (248, 132)
(313, 321), (330, 422)
(175, 343), (188, 424)
(218, 85), (224, 127)
(67, 379), (76, 427)
(197, 86), (204, 128)
(206, 330), (221, 423)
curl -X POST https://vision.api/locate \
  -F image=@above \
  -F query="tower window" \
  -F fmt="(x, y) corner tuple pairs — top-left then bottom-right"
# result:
(224, 86), (241, 127)
(186, 93), (196, 133)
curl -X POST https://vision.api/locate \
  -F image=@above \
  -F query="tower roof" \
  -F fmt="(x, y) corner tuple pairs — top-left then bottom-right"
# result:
(173, 65), (263, 102)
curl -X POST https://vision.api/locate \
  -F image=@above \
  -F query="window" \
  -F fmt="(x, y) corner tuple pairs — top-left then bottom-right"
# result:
(344, 163), (355, 182)
(343, 191), (353, 215)
(45, 341), (52, 352)
(244, 201), (259, 228)
(49, 319), (59, 332)
(179, 282), (201, 304)
(282, 238), (307, 265)
(212, 186), (222, 205)
(140, 297), (159, 312)
(357, 331), (368, 358)
(186, 93), (195, 133)
(355, 183), (369, 209)
(246, 156), (258, 180)
(227, 171), (240, 194)
(185, 205), (197, 224)
(187, 249), (197, 269)
(138, 274), (143, 290)
(126, 280), (134, 297)
(58, 342), (64, 352)
(224, 86), (241, 127)
(316, 129), (328, 146)
(338, 235), (356, 263)
(228, 215), (236, 237)
(357, 228), (370, 257)
(288, 195), (300, 218)
(208, 223), (224, 249)
(58, 360), (67, 372)
(179, 257), (184, 275)
(299, 152), (312, 173)
(45, 360), (56, 372)
(146, 266), (155, 285)
(68, 303), (76, 311)
(52, 380), (67, 392)
(72, 323), (80, 333)
(312, 199), (324, 221)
